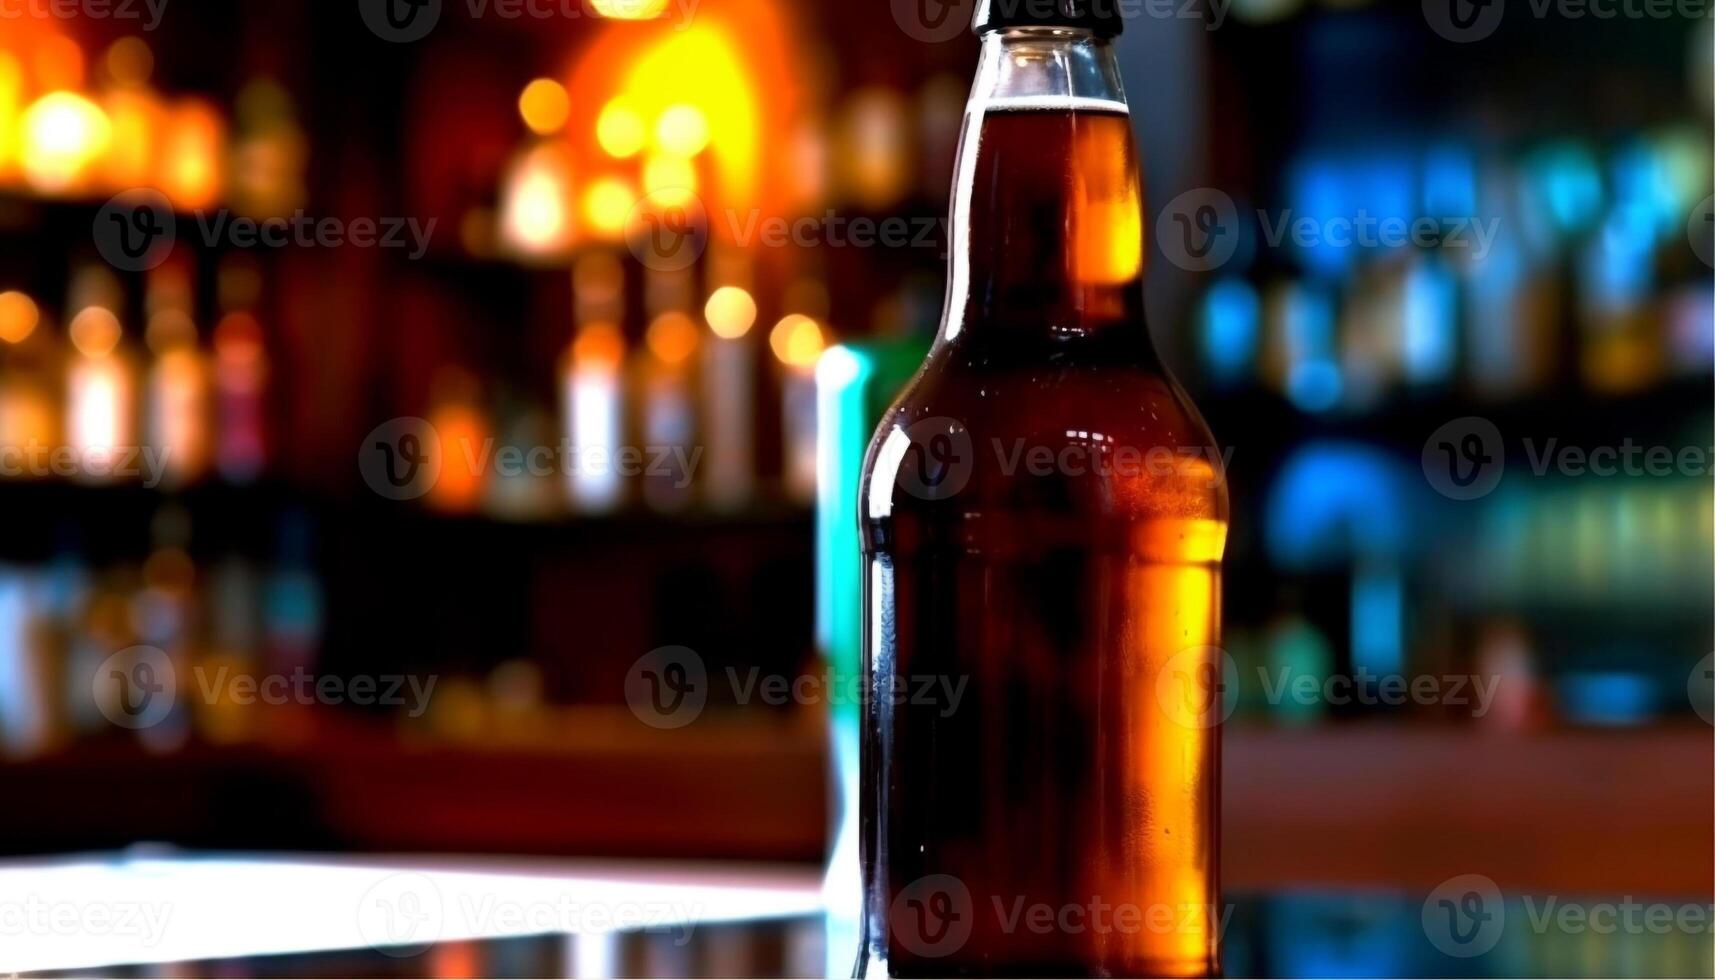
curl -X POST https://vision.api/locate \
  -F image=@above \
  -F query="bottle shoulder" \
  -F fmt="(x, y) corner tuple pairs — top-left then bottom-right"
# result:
(859, 343), (1230, 530)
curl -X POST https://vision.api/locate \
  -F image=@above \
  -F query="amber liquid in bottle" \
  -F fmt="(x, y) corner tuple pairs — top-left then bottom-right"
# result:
(857, 29), (1228, 980)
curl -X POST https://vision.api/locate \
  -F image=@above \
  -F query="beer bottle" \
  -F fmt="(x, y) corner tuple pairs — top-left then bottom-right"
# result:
(857, 2), (1229, 976)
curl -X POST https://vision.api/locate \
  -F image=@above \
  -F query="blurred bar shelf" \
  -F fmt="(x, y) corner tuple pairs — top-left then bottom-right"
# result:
(0, 710), (827, 863)
(6, 721), (1706, 894)
(1222, 723), (1714, 896)
(0, 480), (813, 562)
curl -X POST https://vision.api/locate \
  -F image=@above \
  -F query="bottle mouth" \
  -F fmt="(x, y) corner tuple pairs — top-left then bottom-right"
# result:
(972, 0), (1125, 38)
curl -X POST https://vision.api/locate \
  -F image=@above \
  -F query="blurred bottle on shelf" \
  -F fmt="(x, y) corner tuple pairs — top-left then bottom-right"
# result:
(426, 367), (490, 515)
(213, 257), (268, 484)
(701, 253), (759, 511)
(563, 318), (628, 515)
(773, 280), (829, 505)
(64, 267), (135, 484)
(0, 288), (57, 467)
(263, 511), (323, 682)
(640, 310), (699, 512)
(145, 259), (212, 488)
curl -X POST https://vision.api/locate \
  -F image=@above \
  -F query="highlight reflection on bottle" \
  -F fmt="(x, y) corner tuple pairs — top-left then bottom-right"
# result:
(857, 7), (1228, 978)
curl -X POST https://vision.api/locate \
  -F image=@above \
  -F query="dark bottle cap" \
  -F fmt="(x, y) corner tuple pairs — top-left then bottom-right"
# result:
(973, 0), (1125, 37)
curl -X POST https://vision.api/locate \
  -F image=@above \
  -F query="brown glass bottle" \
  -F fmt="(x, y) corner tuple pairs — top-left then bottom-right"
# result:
(856, 22), (1229, 980)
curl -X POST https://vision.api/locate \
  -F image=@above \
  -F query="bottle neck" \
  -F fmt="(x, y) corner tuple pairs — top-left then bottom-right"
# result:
(942, 28), (1150, 347)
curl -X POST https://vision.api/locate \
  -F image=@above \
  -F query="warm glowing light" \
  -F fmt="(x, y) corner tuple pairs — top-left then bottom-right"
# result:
(704, 286), (756, 339)
(34, 34), (84, 91)
(770, 314), (825, 369)
(643, 154), (697, 205)
(105, 37), (154, 87)
(70, 307), (123, 359)
(0, 384), (54, 456)
(837, 88), (909, 209)
(655, 104), (710, 158)
(0, 54), (22, 172)
(103, 88), (163, 188)
(647, 312), (700, 367)
(613, 27), (761, 206)
(20, 92), (111, 192)
(582, 177), (635, 238)
(596, 98), (646, 159)
(159, 101), (226, 209)
(0, 291), (39, 344)
(518, 78), (571, 136)
(500, 144), (574, 257)
(68, 360), (128, 464)
(572, 321), (626, 372)
(590, 0), (670, 18)
(1072, 120), (1143, 285)
(429, 401), (488, 513)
